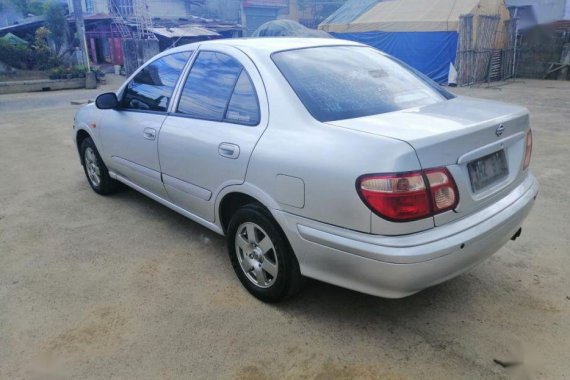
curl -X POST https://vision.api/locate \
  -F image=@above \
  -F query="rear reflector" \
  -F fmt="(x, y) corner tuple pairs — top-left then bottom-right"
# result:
(357, 168), (459, 222)
(424, 168), (458, 212)
(523, 129), (532, 170)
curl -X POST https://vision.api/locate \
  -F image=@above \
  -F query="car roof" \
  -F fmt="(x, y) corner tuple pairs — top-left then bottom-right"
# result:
(166, 37), (363, 56)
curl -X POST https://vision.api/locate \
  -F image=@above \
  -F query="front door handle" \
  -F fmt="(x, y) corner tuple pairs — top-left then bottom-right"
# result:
(143, 128), (156, 140)
(218, 142), (240, 159)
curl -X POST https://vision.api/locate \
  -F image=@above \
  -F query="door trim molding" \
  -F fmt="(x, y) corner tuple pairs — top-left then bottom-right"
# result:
(111, 156), (162, 181)
(162, 173), (212, 201)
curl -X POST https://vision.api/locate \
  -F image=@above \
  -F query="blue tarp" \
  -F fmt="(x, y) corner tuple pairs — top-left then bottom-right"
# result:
(333, 31), (458, 83)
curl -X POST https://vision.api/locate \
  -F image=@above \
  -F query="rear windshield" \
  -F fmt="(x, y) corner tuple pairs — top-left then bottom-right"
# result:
(272, 46), (454, 122)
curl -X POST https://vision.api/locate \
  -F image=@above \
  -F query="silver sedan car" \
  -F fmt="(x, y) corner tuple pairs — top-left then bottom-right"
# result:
(73, 38), (538, 302)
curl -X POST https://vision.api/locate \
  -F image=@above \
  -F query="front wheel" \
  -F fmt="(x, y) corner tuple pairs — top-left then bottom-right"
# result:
(80, 137), (119, 195)
(227, 204), (305, 302)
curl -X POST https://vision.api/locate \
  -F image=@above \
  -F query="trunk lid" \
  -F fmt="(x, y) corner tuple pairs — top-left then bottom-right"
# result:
(327, 96), (530, 226)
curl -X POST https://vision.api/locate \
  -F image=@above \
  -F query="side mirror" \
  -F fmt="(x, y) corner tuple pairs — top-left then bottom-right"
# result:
(95, 92), (119, 110)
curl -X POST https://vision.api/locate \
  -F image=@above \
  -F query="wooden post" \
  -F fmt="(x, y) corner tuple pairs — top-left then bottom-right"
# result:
(559, 43), (570, 81)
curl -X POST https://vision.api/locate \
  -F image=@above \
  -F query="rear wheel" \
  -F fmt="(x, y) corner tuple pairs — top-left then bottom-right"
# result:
(80, 137), (119, 195)
(227, 204), (304, 302)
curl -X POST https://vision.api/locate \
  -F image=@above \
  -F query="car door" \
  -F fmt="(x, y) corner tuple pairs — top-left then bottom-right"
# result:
(99, 51), (192, 198)
(158, 46), (268, 222)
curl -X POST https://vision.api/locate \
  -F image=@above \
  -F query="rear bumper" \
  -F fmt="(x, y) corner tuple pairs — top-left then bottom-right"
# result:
(275, 173), (539, 298)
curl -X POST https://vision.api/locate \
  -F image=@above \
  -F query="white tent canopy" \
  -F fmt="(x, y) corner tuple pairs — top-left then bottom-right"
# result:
(320, 0), (508, 33)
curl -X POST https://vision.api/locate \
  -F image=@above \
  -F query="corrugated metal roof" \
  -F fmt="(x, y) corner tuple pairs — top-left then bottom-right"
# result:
(0, 15), (45, 33)
(150, 26), (220, 38)
(1, 32), (28, 45)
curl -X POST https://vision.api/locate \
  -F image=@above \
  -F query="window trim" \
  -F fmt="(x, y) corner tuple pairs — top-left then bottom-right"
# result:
(117, 50), (194, 115)
(172, 50), (261, 127)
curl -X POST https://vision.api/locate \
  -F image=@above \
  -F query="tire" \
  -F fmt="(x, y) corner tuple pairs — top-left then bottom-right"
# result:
(80, 137), (120, 195)
(227, 204), (305, 302)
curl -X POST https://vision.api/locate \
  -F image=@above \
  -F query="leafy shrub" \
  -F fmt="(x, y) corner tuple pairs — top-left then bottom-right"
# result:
(49, 64), (87, 80)
(0, 39), (30, 69)
(0, 27), (62, 71)
(28, 27), (61, 70)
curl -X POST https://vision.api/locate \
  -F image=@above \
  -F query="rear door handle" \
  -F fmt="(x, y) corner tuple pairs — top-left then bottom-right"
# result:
(218, 142), (240, 159)
(143, 128), (156, 140)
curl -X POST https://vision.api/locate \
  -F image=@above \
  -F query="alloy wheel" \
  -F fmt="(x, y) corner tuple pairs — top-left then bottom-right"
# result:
(84, 147), (101, 187)
(235, 222), (279, 288)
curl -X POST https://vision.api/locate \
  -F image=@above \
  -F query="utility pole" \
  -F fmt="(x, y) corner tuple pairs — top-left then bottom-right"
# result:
(72, 0), (90, 71)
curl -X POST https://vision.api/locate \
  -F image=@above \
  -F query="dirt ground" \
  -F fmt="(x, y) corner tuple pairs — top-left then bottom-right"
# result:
(0, 77), (569, 380)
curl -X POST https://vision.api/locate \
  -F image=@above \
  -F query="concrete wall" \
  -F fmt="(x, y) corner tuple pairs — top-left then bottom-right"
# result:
(506, 0), (568, 24)
(67, 0), (109, 15)
(147, 0), (189, 18)
(0, 78), (86, 94)
(0, 5), (22, 27)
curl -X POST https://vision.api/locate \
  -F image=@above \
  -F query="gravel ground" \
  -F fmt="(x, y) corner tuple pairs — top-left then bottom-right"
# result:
(0, 77), (569, 379)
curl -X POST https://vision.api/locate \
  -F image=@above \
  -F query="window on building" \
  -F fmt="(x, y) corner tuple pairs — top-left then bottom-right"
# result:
(84, 0), (94, 13)
(110, 0), (134, 17)
(121, 52), (191, 112)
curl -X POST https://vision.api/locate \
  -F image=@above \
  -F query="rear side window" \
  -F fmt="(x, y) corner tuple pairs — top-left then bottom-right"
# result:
(272, 46), (452, 122)
(122, 51), (191, 112)
(225, 71), (260, 125)
(177, 51), (260, 125)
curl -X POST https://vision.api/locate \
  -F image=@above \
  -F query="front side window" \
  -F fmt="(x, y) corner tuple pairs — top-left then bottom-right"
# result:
(272, 46), (453, 122)
(177, 51), (260, 125)
(122, 51), (191, 112)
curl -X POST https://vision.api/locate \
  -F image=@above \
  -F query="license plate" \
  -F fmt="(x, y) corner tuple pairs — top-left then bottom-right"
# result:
(468, 150), (509, 192)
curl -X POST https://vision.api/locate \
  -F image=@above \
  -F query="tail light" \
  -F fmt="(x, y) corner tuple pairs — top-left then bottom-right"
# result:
(424, 169), (458, 212)
(357, 168), (459, 222)
(523, 129), (532, 170)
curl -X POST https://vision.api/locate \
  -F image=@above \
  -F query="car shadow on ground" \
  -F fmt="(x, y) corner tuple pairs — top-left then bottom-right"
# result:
(106, 185), (227, 243)
(108, 186), (480, 317)
(284, 278), (474, 317)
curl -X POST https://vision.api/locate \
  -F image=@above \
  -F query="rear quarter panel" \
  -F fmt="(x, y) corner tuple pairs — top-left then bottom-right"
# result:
(247, 121), (431, 234)
(244, 51), (430, 234)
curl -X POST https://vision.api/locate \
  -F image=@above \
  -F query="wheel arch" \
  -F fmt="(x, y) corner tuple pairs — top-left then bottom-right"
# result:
(216, 184), (281, 234)
(75, 127), (94, 165)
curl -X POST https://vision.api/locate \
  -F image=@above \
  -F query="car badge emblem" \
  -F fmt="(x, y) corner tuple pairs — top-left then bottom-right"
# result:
(496, 124), (505, 137)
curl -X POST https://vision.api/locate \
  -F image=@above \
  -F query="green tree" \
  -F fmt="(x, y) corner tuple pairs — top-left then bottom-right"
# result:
(44, 0), (69, 56)
(30, 26), (61, 69)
